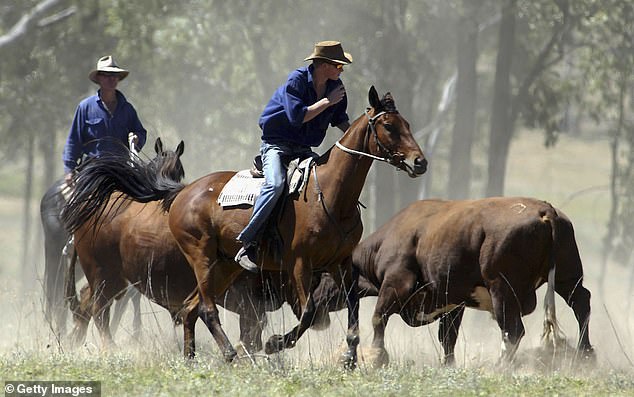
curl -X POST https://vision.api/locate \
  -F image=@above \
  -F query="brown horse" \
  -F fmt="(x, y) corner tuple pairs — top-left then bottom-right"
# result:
(41, 178), (142, 337)
(64, 138), (186, 347)
(61, 143), (375, 356)
(352, 197), (594, 366)
(63, 86), (427, 367)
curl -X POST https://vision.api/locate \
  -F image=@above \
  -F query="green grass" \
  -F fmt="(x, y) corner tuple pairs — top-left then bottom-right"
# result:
(1, 352), (633, 397)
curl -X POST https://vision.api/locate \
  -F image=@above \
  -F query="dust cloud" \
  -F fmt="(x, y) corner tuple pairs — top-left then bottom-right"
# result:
(0, 129), (632, 376)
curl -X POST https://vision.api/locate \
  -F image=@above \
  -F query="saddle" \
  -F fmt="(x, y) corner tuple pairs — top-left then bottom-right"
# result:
(217, 154), (316, 208)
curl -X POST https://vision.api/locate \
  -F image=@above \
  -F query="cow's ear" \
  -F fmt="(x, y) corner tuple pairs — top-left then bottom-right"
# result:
(368, 86), (381, 110)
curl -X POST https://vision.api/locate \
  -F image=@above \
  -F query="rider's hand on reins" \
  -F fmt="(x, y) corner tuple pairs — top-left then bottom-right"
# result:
(327, 85), (346, 106)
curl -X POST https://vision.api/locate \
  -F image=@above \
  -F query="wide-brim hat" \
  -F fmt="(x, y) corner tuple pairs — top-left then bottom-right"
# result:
(88, 55), (129, 84)
(304, 41), (353, 65)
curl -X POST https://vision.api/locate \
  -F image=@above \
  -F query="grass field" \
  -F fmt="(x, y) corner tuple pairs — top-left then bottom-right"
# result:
(0, 130), (633, 396)
(2, 351), (633, 396)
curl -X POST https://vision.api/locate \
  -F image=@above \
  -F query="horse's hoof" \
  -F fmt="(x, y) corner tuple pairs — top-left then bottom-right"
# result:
(579, 346), (596, 362)
(340, 350), (357, 370)
(224, 348), (238, 363)
(365, 346), (389, 368)
(265, 334), (284, 354)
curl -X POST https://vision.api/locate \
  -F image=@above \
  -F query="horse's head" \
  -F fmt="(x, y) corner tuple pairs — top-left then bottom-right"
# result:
(365, 86), (427, 177)
(151, 137), (185, 182)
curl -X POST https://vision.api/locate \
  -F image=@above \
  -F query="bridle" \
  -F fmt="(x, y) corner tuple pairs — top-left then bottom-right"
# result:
(335, 108), (404, 166)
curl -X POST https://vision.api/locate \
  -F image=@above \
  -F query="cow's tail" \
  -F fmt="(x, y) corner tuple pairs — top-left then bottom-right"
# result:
(541, 210), (566, 351)
(64, 245), (80, 319)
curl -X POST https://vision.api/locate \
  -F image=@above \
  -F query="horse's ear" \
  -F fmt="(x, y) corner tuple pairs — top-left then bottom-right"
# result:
(176, 140), (185, 156)
(368, 86), (381, 110)
(155, 137), (164, 154)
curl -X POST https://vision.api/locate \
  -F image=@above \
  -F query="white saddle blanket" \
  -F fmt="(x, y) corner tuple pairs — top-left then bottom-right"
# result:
(216, 157), (314, 208)
(216, 170), (264, 207)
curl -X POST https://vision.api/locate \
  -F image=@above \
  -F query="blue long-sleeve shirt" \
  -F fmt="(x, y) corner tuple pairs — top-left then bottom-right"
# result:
(259, 65), (349, 147)
(62, 90), (147, 174)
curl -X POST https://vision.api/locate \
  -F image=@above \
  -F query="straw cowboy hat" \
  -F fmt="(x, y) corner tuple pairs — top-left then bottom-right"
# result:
(88, 55), (129, 84)
(304, 41), (353, 65)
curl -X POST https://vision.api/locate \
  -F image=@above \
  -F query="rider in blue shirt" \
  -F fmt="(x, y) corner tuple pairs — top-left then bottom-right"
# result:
(236, 41), (353, 271)
(63, 55), (147, 183)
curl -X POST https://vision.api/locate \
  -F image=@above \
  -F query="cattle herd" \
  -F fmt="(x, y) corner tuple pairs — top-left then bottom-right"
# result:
(41, 88), (595, 369)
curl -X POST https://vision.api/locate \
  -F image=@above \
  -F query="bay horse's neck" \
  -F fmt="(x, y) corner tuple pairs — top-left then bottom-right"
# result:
(316, 115), (375, 213)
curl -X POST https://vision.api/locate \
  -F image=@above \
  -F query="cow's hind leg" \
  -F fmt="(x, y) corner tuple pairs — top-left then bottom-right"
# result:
(491, 283), (526, 364)
(554, 215), (594, 360)
(555, 278), (594, 360)
(438, 305), (465, 365)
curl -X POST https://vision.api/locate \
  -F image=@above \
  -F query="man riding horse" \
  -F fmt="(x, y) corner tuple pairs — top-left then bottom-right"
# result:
(235, 41), (353, 271)
(42, 55), (146, 333)
(63, 55), (147, 182)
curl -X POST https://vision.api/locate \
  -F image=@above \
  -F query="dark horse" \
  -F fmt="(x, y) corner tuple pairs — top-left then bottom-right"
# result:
(41, 177), (73, 333)
(63, 87), (427, 367)
(352, 198), (594, 366)
(63, 138), (185, 346)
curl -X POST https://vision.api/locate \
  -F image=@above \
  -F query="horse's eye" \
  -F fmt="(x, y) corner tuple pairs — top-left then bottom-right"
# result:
(383, 124), (395, 134)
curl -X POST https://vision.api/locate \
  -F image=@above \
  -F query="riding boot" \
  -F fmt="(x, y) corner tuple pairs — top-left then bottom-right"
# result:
(235, 242), (259, 272)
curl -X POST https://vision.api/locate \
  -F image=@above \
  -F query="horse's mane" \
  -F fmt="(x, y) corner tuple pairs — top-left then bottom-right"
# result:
(62, 149), (185, 234)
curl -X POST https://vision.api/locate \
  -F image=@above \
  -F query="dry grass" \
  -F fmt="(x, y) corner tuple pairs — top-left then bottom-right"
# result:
(0, 130), (632, 395)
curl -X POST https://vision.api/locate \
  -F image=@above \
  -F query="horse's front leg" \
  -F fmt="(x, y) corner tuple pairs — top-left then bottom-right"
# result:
(265, 259), (314, 354)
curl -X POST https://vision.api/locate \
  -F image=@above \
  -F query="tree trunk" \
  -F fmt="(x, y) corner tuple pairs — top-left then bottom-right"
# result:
(21, 134), (35, 289)
(448, 1), (479, 199)
(373, 0), (419, 227)
(486, 0), (516, 197)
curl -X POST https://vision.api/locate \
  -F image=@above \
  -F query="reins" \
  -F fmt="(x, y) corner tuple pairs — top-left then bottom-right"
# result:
(311, 164), (362, 267)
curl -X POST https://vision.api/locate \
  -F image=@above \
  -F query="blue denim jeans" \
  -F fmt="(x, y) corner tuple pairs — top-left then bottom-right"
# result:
(237, 141), (315, 245)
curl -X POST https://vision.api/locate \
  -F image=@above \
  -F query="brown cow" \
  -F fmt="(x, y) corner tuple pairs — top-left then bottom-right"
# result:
(352, 197), (594, 366)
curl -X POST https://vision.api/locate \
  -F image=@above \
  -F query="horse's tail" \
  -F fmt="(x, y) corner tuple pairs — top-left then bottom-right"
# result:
(61, 153), (185, 233)
(64, 244), (80, 317)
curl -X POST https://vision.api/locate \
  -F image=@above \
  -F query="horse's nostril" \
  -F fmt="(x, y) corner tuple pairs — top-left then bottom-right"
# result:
(415, 157), (428, 173)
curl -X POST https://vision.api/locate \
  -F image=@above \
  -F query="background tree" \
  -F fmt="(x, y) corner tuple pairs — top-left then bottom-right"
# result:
(447, 0), (482, 199)
(2, 0), (634, 284)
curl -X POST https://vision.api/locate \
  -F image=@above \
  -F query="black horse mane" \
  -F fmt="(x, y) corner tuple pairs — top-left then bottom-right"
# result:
(61, 146), (185, 234)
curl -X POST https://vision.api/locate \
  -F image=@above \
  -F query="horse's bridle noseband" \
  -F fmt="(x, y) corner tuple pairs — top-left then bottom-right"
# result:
(335, 108), (405, 167)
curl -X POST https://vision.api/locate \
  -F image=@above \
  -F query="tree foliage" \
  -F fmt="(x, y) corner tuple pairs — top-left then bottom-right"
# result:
(2, 0), (634, 263)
